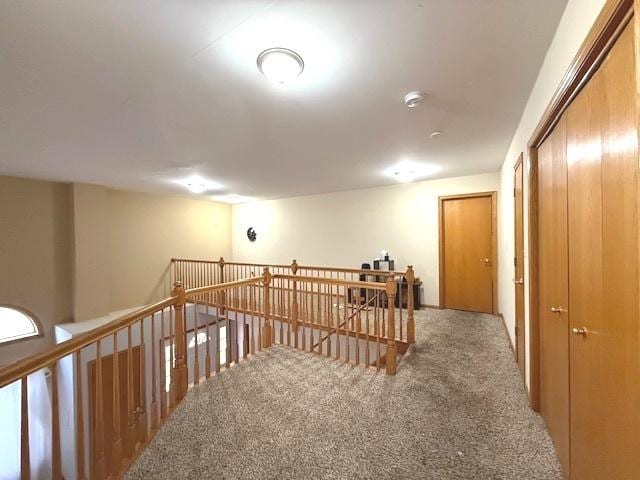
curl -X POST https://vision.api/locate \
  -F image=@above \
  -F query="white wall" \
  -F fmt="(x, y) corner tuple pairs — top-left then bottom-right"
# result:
(232, 172), (500, 307)
(497, 0), (606, 388)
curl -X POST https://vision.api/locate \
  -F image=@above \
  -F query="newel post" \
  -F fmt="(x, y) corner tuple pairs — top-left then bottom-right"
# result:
(218, 257), (226, 313)
(406, 265), (415, 344)
(262, 267), (273, 348)
(171, 281), (188, 401)
(385, 278), (397, 375)
(291, 260), (299, 350)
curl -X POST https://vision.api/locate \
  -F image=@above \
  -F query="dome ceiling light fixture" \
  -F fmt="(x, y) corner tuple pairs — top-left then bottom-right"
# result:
(404, 91), (426, 108)
(257, 47), (304, 85)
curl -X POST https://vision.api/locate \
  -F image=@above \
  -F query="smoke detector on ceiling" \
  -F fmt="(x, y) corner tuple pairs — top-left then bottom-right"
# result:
(404, 91), (425, 108)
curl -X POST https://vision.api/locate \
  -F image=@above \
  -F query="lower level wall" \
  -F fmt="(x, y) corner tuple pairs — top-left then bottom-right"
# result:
(232, 172), (501, 308)
(0, 176), (73, 364)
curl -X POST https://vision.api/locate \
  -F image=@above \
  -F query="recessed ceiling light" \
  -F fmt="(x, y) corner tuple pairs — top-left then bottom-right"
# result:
(383, 160), (441, 183)
(430, 131), (442, 138)
(175, 176), (222, 194)
(404, 91), (425, 108)
(213, 194), (255, 204)
(257, 47), (304, 85)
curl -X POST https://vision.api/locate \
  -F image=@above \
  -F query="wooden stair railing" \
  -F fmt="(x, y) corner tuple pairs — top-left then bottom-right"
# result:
(0, 264), (414, 480)
(171, 258), (416, 345)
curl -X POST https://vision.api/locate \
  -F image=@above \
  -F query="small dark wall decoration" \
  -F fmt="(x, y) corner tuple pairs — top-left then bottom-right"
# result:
(247, 227), (257, 242)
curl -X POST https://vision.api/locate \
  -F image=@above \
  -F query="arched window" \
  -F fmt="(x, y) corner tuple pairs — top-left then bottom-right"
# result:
(0, 305), (42, 345)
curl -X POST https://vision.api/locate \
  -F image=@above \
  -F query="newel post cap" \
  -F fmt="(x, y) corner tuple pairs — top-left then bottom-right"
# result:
(405, 265), (415, 283)
(291, 259), (299, 274)
(385, 277), (397, 296)
(263, 266), (272, 285)
(218, 257), (225, 267)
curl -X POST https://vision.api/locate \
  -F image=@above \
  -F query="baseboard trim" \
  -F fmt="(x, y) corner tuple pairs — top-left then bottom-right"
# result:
(420, 304), (442, 310)
(496, 312), (516, 357)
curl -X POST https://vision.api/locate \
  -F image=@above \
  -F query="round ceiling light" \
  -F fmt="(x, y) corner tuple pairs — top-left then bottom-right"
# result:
(257, 47), (304, 85)
(404, 91), (425, 108)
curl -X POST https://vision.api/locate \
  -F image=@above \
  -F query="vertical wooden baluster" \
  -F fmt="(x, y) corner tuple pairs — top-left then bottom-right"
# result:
(257, 278), (263, 352)
(219, 258), (226, 315)
(386, 278), (397, 375)
(150, 314), (158, 432)
(172, 282), (188, 402)
(160, 308), (168, 419)
(226, 291), (232, 368)
(126, 326), (135, 456)
(316, 276), (321, 354)
(243, 286), (249, 359)
(292, 261), (299, 350)
(262, 267), (273, 348)
(74, 351), (86, 480)
(250, 282), (255, 355)
(376, 293), (381, 371)
(51, 362), (63, 480)
(168, 307), (175, 409)
(271, 272), (276, 344)
(399, 276), (403, 341)
(327, 280), (333, 358)
(94, 341), (106, 480)
(193, 299), (200, 384)
(215, 292), (221, 373)
(112, 332), (122, 476)
(406, 266), (415, 344)
(21, 376), (31, 480)
(355, 289), (361, 366)
(345, 284), (351, 364)
(365, 289), (370, 367)
(336, 283), (341, 361)
(138, 320), (148, 444)
(205, 296), (212, 378)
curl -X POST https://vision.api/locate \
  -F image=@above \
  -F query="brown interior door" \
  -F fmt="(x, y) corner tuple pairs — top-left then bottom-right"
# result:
(89, 346), (142, 478)
(441, 194), (494, 313)
(513, 158), (525, 379)
(566, 23), (640, 479)
(538, 115), (570, 476)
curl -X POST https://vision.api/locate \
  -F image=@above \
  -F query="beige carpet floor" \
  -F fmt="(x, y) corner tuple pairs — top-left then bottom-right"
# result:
(125, 308), (562, 479)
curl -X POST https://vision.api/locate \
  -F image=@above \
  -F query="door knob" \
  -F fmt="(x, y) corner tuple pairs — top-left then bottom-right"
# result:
(481, 258), (490, 265)
(571, 327), (588, 336)
(550, 306), (565, 313)
(513, 278), (524, 285)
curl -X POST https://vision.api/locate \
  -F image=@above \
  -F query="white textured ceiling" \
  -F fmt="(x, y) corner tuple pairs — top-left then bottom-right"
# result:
(0, 1), (567, 201)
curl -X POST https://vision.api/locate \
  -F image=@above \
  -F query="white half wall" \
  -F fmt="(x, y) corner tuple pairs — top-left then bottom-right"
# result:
(232, 172), (500, 307)
(497, 0), (606, 389)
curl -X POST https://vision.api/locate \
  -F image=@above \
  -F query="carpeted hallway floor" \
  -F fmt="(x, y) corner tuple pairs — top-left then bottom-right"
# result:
(126, 309), (562, 479)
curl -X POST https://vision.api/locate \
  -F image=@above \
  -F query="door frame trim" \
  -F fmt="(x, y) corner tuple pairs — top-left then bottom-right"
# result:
(513, 153), (525, 369)
(438, 191), (498, 314)
(526, 0), (634, 411)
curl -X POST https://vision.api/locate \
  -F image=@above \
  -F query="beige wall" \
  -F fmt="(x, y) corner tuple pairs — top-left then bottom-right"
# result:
(72, 184), (111, 321)
(497, 0), (606, 388)
(232, 172), (500, 307)
(0, 176), (73, 364)
(107, 189), (231, 312)
(1, 175), (231, 363)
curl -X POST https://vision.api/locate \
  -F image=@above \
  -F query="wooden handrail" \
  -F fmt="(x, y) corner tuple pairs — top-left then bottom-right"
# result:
(172, 258), (405, 277)
(185, 276), (264, 297)
(0, 276), (269, 389)
(272, 274), (387, 290)
(0, 297), (177, 389)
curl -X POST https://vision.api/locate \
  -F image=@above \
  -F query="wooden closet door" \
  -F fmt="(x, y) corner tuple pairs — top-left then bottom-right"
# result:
(538, 114), (570, 476)
(566, 22), (640, 479)
(441, 195), (494, 313)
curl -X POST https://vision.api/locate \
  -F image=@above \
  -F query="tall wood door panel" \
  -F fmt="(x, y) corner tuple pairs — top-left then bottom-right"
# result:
(538, 114), (570, 476)
(89, 346), (142, 478)
(566, 22), (639, 479)
(441, 194), (494, 313)
(513, 158), (526, 379)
